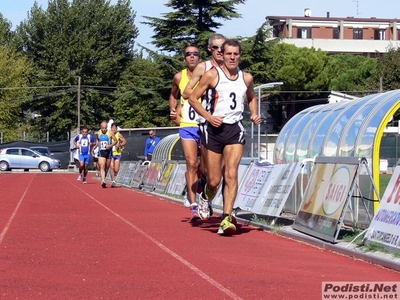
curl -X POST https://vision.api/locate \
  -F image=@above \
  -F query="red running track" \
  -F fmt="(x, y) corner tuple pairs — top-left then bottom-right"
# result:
(0, 173), (399, 299)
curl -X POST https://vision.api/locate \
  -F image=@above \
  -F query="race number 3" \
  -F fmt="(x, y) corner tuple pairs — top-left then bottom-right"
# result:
(230, 92), (237, 110)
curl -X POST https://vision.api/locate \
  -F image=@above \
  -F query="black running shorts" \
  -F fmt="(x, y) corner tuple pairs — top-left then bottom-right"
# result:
(202, 121), (245, 154)
(99, 149), (111, 159)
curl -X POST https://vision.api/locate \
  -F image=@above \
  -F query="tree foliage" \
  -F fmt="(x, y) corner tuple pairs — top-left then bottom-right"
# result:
(0, 46), (32, 142)
(240, 22), (279, 85)
(0, 13), (13, 47)
(113, 57), (170, 128)
(15, 0), (138, 136)
(376, 46), (400, 91)
(141, 0), (245, 54)
(327, 54), (378, 95)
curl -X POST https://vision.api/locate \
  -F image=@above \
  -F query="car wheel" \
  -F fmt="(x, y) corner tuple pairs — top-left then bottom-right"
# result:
(39, 162), (50, 172)
(0, 161), (9, 171)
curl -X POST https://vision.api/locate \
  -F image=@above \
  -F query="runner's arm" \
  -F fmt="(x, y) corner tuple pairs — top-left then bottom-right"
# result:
(245, 73), (261, 125)
(182, 62), (205, 99)
(169, 72), (182, 125)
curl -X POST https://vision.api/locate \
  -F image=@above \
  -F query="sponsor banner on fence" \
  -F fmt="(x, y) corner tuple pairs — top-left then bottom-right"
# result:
(233, 162), (275, 211)
(142, 161), (164, 191)
(257, 162), (302, 216)
(365, 164), (400, 250)
(165, 163), (187, 196)
(154, 161), (177, 193)
(122, 162), (139, 186)
(293, 161), (358, 242)
(130, 164), (148, 189)
(116, 161), (130, 184)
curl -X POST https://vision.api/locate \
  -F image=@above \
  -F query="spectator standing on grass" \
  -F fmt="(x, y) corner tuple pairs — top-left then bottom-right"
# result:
(144, 130), (160, 161)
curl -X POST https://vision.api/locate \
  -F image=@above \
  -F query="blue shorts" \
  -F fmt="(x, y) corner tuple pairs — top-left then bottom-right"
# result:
(179, 127), (201, 146)
(113, 155), (121, 160)
(79, 153), (91, 165)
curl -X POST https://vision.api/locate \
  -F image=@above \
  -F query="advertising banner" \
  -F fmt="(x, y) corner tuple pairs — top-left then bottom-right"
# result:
(233, 162), (275, 211)
(142, 161), (164, 191)
(154, 161), (177, 193)
(365, 164), (400, 250)
(293, 158), (358, 242)
(131, 164), (149, 189)
(122, 162), (139, 186)
(116, 161), (129, 183)
(165, 163), (187, 196)
(257, 162), (302, 216)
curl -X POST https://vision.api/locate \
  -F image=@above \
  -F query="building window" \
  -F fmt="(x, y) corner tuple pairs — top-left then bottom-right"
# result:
(297, 28), (312, 39)
(353, 29), (363, 39)
(374, 29), (386, 40)
(333, 28), (340, 39)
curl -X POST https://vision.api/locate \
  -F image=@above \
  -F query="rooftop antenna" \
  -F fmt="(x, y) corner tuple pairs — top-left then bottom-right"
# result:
(352, 0), (361, 16)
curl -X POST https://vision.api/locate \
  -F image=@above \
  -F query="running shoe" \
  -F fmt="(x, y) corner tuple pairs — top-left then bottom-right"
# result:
(190, 203), (199, 220)
(183, 194), (191, 208)
(101, 181), (107, 188)
(197, 194), (210, 220)
(83, 177), (87, 184)
(77, 174), (82, 181)
(111, 181), (116, 188)
(218, 215), (237, 236)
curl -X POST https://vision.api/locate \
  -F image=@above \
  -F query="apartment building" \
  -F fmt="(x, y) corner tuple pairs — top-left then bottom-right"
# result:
(266, 9), (400, 55)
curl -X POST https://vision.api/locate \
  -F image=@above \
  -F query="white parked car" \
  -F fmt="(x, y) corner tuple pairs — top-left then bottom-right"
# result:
(0, 147), (61, 172)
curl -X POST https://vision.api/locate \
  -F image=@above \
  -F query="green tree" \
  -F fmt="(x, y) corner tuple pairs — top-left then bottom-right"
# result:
(327, 54), (378, 95)
(376, 46), (400, 91)
(141, 0), (246, 54)
(15, 0), (138, 137)
(0, 46), (32, 142)
(0, 13), (13, 47)
(114, 53), (183, 128)
(240, 22), (279, 85)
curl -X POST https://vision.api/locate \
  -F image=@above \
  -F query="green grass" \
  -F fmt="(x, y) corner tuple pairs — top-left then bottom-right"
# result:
(251, 214), (282, 233)
(340, 229), (365, 245)
(363, 241), (390, 253)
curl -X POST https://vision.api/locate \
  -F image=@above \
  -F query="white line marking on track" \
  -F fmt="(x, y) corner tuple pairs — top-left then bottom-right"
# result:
(0, 175), (35, 245)
(68, 178), (243, 300)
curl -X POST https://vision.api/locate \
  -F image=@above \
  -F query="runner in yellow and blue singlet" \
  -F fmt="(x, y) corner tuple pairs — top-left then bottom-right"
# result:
(96, 121), (117, 188)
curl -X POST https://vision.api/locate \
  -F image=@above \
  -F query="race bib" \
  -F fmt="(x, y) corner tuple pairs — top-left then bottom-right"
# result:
(100, 141), (108, 150)
(182, 101), (198, 123)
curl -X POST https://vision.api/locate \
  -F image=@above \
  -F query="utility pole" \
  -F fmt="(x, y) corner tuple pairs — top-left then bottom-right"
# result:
(77, 76), (81, 132)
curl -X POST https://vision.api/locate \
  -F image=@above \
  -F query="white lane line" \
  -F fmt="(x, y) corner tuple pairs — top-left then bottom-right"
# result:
(70, 181), (243, 300)
(0, 175), (35, 245)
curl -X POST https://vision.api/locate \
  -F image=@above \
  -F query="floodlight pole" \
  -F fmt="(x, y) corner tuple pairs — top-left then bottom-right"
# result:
(77, 76), (81, 132)
(252, 82), (284, 160)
